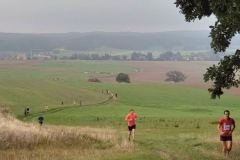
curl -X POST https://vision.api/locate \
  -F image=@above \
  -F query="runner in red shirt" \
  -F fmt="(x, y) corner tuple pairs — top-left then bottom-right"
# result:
(125, 109), (137, 141)
(218, 110), (235, 157)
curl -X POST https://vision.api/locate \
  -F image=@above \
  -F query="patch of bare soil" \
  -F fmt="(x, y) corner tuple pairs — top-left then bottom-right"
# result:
(101, 61), (240, 96)
(0, 60), (40, 69)
(128, 61), (213, 84)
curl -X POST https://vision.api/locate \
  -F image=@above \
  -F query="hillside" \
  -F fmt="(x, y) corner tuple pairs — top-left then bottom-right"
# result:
(1, 61), (240, 159)
(0, 31), (236, 52)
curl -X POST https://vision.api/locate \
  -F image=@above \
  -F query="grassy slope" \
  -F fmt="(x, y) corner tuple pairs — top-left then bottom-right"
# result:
(42, 83), (240, 124)
(32, 83), (240, 160)
(1, 60), (240, 160)
(0, 61), (135, 115)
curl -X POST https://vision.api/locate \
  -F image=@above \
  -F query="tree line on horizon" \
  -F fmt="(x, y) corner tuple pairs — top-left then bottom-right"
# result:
(0, 50), (222, 61)
(0, 31), (227, 52)
(52, 51), (221, 61)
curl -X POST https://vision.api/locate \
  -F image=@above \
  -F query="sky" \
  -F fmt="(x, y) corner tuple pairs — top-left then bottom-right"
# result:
(0, 0), (216, 33)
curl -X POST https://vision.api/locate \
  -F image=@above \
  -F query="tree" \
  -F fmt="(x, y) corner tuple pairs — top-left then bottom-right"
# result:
(88, 78), (101, 83)
(146, 52), (153, 61)
(116, 73), (130, 83)
(165, 70), (187, 83)
(158, 51), (183, 61)
(175, 0), (240, 98)
(159, 51), (174, 61)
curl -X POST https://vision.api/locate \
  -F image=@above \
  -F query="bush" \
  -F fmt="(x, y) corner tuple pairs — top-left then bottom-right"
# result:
(88, 78), (101, 83)
(116, 73), (130, 83)
(165, 70), (186, 83)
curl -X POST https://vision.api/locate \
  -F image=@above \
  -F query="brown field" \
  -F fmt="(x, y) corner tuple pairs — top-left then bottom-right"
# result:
(101, 61), (240, 96)
(1, 60), (239, 96)
(100, 61), (216, 85)
(128, 61), (213, 85)
(129, 61), (240, 96)
(0, 60), (39, 66)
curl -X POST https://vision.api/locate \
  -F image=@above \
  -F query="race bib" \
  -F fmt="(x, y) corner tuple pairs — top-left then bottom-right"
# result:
(223, 124), (231, 131)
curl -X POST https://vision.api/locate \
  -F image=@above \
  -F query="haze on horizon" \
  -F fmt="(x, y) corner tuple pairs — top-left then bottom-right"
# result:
(0, 0), (215, 33)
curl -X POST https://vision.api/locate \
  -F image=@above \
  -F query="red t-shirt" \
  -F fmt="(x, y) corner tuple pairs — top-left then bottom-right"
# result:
(218, 118), (235, 136)
(125, 112), (137, 126)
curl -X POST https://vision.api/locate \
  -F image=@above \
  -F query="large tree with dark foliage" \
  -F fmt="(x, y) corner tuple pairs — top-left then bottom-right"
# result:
(165, 70), (187, 83)
(175, 0), (240, 98)
(116, 73), (130, 83)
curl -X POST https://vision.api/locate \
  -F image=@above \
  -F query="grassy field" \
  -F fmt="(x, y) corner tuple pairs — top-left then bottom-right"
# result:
(1, 60), (240, 160)
(0, 60), (135, 114)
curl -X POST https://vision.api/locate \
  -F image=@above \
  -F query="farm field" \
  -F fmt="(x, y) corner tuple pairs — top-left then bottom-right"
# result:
(1, 60), (240, 160)
(101, 61), (240, 96)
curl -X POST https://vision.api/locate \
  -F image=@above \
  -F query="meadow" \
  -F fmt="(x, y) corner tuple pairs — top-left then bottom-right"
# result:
(0, 60), (240, 160)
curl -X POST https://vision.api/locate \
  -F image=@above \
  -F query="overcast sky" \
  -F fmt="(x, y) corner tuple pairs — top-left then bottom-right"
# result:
(0, 0), (216, 33)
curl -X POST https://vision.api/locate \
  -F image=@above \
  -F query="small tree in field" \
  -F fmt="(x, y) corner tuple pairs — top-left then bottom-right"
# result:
(88, 78), (101, 83)
(116, 73), (130, 83)
(165, 70), (186, 83)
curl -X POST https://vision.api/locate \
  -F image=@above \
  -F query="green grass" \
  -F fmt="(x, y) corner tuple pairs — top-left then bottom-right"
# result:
(29, 83), (240, 137)
(26, 83), (240, 159)
(1, 60), (240, 160)
(0, 61), (136, 115)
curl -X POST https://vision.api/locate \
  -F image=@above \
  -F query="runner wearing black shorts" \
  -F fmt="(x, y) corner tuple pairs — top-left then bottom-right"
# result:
(128, 124), (136, 131)
(125, 109), (137, 141)
(218, 110), (235, 157)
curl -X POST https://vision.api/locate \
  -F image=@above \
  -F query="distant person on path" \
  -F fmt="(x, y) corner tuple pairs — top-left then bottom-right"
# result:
(218, 110), (235, 157)
(24, 107), (30, 116)
(125, 109), (137, 141)
(38, 115), (44, 126)
(44, 106), (49, 111)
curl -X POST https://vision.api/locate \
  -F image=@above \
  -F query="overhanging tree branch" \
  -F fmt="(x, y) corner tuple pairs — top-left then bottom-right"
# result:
(175, 0), (240, 98)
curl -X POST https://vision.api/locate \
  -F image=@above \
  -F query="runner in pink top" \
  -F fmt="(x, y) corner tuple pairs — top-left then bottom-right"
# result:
(125, 109), (137, 141)
(218, 110), (235, 157)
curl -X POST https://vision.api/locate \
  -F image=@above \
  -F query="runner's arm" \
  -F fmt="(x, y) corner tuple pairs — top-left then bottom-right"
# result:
(125, 115), (128, 121)
(217, 124), (223, 134)
(231, 121), (236, 133)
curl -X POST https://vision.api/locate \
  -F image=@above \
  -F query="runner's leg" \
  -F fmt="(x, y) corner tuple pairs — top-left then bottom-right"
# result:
(222, 141), (228, 156)
(132, 129), (135, 140)
(226, 141), (232, 155)
(128, 130), (132, 141)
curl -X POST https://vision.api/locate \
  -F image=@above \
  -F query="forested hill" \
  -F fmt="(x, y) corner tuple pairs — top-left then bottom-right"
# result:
(0, 31), (238, 51)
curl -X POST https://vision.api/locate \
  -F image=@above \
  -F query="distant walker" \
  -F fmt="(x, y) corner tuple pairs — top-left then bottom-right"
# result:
(24, 107), (30, 116)
(38, 115), (44, 126)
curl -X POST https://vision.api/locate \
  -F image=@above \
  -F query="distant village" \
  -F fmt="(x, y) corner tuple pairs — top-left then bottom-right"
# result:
(0, 49), (222, 61)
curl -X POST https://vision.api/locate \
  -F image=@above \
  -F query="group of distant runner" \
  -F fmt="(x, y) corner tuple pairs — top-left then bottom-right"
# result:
(125, 109), (236, 157)
(23, 107), (44, 126)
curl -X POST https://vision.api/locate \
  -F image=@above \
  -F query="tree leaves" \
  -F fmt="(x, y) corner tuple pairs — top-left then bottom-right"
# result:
(175, 0), (240, 98)
(175, 0), (212, 22)
(204, 50), (240, 98)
